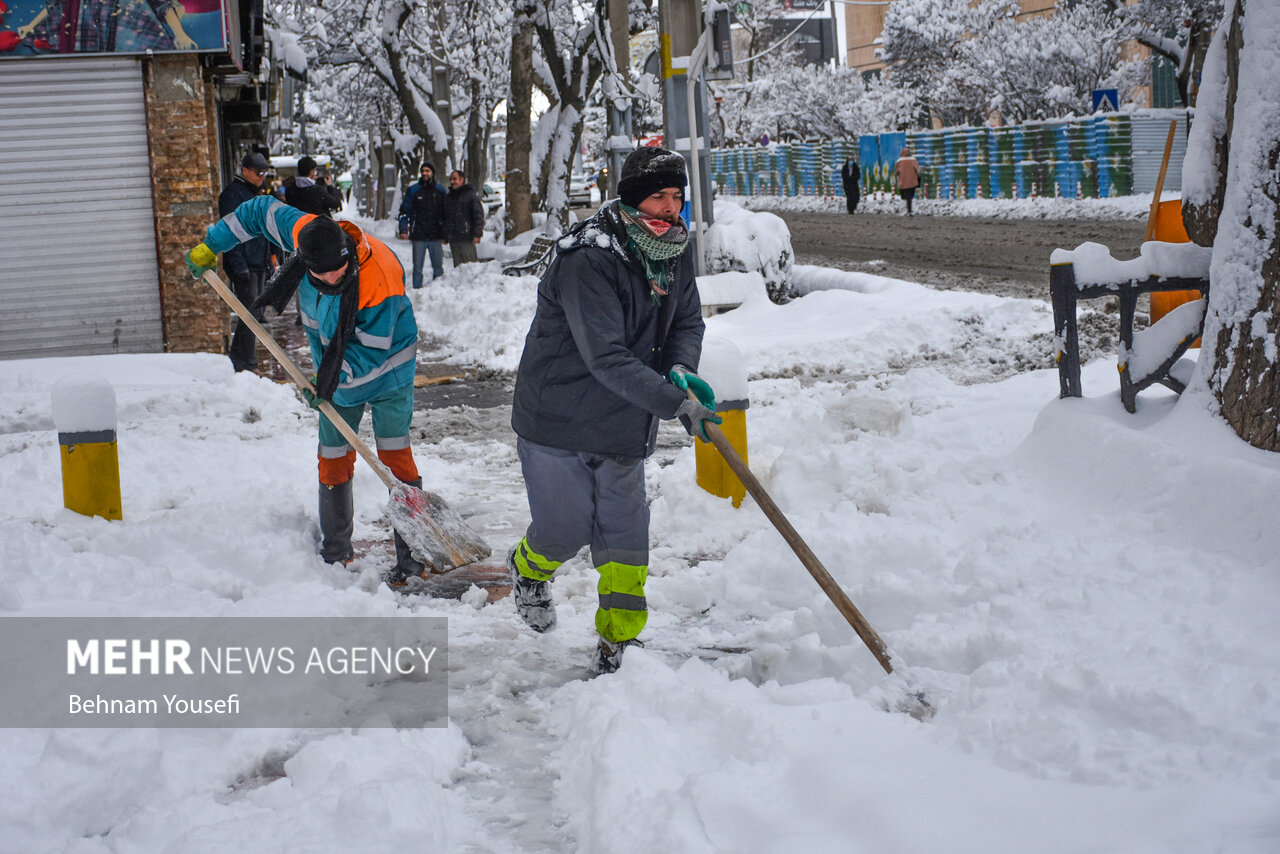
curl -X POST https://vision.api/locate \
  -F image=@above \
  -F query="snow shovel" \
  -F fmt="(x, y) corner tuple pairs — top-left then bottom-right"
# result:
(202, 270), (492, 572)
(687, 390), (895, 674)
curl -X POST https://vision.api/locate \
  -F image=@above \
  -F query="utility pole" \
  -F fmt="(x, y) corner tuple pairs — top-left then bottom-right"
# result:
(605, 0), (633, 200)
(657, 0), (713, 271)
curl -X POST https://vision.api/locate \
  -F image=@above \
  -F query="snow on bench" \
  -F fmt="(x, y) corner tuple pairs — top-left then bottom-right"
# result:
(1050, 240), (1211, 412)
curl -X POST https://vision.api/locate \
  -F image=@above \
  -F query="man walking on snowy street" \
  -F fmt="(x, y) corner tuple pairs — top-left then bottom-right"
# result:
(841, 156), (861, 214)
(507, 147), (721, 675)
(184, 198), (426, 586)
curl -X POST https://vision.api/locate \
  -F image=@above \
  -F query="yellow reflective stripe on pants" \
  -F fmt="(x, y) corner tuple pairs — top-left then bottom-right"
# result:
(594, 560), (648, 643)
(513, 538), (561, 582)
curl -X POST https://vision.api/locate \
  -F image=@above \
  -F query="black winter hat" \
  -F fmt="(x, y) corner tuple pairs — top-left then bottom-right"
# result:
(420, 161), (436, 175)
(296, 155), (317, 176)
(617, 147), (687, 208)
(297, 217), (352, 274)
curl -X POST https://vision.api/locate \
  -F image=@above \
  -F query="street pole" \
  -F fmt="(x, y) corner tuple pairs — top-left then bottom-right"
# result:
(605, 0), (632, 200)
(658, 0), (713, 274)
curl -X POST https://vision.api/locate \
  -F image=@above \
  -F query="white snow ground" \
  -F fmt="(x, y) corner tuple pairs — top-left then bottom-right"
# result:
(1, 207), (1278, 853)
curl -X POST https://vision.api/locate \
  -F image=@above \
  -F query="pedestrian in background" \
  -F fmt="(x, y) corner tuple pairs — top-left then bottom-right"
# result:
(218, 151), (273, 372)
(444, 170), (485, 266)
(284, 155), (344, 218)
(841, 155), (861, 214)
(398, 162), (447, 286)
(895, 147), (921, 216)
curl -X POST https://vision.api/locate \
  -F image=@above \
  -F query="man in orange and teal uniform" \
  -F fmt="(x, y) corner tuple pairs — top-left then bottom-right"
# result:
(185, 196), (426, 584)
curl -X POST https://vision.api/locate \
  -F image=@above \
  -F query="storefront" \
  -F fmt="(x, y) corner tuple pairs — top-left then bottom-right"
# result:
(0, 0), (273, 360)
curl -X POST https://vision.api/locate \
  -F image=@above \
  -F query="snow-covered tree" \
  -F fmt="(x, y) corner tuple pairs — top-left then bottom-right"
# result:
(290, 0), (453, 176)
(1106, 0), (1224, 108)
(1183, 0), (1280, 450)
(438, 1), (512, 187)
(530, 0), (609, 234)
(880, 0), (1151, 126)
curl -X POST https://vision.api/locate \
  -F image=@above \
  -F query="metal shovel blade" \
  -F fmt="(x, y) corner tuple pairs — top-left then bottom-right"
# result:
(386, 482), (492, 573)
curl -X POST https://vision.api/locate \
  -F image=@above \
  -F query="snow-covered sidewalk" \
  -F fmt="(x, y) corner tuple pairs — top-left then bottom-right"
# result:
(1, 248), (1277, 852)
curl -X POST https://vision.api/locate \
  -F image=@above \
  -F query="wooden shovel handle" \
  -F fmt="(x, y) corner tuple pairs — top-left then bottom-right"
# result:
(202, 270), (397, 491)
(689, 390), (894, 674)
(1143, 119), (1178, 243)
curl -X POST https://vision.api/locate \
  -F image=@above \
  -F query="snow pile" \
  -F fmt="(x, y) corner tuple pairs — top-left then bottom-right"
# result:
(705, 201), (795, 302)
(1124, 298), (1206, 380)
(1050, 240), (1213, 285)
(696, 270), (768, 313)
(50, 374), (117, 433)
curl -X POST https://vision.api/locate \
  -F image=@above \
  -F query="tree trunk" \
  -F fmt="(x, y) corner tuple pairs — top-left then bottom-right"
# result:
(506, 17), (535, 240)
(463, 79), (490, 189)
(1187, 0), (1280, 450)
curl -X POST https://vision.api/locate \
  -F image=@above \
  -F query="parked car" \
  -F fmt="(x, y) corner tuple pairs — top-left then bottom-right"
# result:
(568, 174), (599, 208)
(481, 182), (505, 215)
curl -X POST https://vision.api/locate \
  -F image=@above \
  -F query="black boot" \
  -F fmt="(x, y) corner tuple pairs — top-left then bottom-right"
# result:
(318, 481), (355, 564)
(387, 479), (427, 586)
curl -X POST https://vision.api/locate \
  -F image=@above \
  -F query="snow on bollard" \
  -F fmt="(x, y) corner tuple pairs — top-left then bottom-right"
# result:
(693, 336), (750, 508)
(52, 374), (122, 521)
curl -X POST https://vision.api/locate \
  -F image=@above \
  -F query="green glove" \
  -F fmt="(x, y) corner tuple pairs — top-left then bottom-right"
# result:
(299, 378), (325, 410)
(668, 365), (716, 410)
(185, 243), (217, 279)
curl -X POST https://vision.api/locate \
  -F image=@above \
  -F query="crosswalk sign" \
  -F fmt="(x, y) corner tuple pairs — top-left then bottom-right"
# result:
(1092, 89), (1119, 112)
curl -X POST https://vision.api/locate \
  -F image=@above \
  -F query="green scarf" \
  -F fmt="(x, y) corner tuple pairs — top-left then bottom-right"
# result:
(618, 203), (689, 305)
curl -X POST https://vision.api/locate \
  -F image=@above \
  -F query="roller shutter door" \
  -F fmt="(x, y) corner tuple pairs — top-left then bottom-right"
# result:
(0, 57), (164, 360)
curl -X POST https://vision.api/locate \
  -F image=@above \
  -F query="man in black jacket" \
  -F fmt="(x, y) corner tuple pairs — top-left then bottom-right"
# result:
(283, 155), (344, 218)
(397, 162), (447, 287)
(841, 156), (861, 214)
(443, 170), (485, 266)
(507, 147), (721, 674)
(218, 151), (273, 372)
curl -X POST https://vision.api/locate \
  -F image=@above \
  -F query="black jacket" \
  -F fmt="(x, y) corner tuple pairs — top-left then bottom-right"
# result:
(400, 180), (446, 241)
(218, 176), (271, 274)
(841, 160), (861, 193)
(511, 202), (705, 459)
(283, 177), (344, 217)
(443, 183), (485, 242)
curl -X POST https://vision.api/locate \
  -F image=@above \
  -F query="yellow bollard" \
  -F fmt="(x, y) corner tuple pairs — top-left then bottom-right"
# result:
(52, 375), (122, 521)
(695, 405), (748, 508)
(690, 335), (750, 508)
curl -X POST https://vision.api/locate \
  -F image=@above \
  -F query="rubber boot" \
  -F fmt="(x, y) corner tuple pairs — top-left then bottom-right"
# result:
(589, 637), (643, 675)
(318, 480), (355, 564)
(506, 543), (556, 632)
(387, 479), (427, 586)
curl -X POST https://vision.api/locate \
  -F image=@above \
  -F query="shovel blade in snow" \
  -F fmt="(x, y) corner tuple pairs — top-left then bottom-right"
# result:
(385, 482), (491, 573)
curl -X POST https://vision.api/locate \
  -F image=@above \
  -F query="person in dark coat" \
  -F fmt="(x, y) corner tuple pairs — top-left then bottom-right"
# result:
(841, 156), (861, 214)
(506, 147), (721, 675)
(283, 155), (344, 218)
(397, 162), (447, 286)
(218, 151), (273, 372)
(443, 171), (485, 266)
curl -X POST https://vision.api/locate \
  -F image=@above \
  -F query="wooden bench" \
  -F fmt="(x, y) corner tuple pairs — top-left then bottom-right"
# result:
(1049, 241), (1210, 413)
(501, 234), (559, 278)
